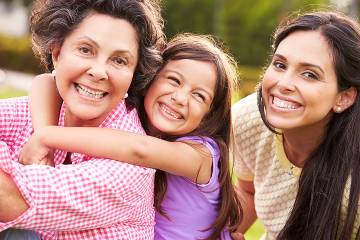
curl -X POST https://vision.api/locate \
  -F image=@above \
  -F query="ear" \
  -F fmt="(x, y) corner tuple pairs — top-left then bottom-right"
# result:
(333, 86), (357, 113)
(51, 46), (61, 69)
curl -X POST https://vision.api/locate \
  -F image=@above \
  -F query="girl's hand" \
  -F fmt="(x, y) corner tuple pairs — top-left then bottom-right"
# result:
(231, 232), (245, 240)
(19, 133), (54, 166)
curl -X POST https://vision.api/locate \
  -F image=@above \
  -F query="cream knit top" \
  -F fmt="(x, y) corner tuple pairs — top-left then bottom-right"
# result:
(232, 93), (359, 240)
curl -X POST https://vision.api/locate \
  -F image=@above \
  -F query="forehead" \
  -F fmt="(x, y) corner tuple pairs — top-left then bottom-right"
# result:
(276, 30), (335, 68)
(163, 59), (217, 92)
(63, 12), (139, 54)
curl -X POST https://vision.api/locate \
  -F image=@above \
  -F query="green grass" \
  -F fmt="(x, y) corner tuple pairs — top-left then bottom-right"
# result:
(245, 220), (265, 240)
(0, 87), (27, 98)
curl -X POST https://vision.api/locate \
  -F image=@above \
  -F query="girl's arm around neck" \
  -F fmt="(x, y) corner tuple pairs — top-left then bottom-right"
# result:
(30, 73), (62, 130)
(39, 126), (213, 184)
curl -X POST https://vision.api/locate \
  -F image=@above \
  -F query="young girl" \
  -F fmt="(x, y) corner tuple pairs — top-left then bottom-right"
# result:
(232, 11), (360, 240)
(20, 34), (243, 240)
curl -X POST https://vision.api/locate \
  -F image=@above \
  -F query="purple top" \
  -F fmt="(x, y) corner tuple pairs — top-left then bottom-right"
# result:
(155, 136), (231, 240)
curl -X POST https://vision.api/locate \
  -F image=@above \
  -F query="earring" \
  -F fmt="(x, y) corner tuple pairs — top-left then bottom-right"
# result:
(124, 93), (128, 99)
(51, 69), (56, 80)
(334, 106), (342, 113)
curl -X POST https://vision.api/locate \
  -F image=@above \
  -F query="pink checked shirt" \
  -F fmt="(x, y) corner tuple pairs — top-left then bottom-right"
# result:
(0, 97), (155, 239)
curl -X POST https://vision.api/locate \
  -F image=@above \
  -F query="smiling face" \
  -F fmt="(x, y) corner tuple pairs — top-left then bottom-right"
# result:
(262, 30), (340, 132)
(52, 12), (139, 127)
(144, 59), (216, 136)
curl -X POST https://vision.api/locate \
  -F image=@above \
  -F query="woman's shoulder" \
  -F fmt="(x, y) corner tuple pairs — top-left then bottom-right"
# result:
(232, 93), (271, 143)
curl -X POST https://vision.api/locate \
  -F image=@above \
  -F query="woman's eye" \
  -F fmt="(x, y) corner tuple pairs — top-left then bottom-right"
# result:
(273, 61), (286, 69)
(302, 71), (319, 80)
(78, 46), (92, 55)
(113, 57), (127, 66)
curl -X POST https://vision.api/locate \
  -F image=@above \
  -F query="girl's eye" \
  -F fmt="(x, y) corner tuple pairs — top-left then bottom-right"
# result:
(112, 57), (127, 66)
(193, 92), (206, 102)
(168, 76), (180, 85)
(302, 71), (319, 80)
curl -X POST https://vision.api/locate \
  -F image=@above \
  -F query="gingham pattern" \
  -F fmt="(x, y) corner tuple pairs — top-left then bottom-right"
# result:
(0, 97), (155, 239)
(232, 93), (360, 240)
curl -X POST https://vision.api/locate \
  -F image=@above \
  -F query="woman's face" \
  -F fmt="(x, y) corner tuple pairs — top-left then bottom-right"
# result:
(52, 12), (139, 127)
(261, 30), (340, 132)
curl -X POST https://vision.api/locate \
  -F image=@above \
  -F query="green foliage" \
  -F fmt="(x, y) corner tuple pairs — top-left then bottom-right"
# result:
(163, 0), (330, 66)
(0, 87), (27, 98)
(245, 220), (265, 239)
(0, 34), (42, 74)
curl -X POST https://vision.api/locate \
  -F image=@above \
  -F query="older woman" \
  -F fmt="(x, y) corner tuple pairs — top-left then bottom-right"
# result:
(0, 0), (164, 239)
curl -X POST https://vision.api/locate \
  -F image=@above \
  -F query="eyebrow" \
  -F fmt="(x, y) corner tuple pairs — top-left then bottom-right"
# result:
(163, 69), (214, 98)
(77, 36), (135, 59)
(274, 53), (325, 74)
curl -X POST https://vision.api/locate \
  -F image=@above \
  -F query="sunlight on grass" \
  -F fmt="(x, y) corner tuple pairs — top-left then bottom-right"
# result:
(245, 220), (265, 240)
(0, 87), (27, 98)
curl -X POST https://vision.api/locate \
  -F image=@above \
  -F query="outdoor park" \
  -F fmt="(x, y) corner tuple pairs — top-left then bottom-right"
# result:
(0, 0), (358, 239)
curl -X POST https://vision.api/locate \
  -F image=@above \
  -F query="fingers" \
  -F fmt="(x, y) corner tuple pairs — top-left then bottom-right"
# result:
(231, 232), (245, 240)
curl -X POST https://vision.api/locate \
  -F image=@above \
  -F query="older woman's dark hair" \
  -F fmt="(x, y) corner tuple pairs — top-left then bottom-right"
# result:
(258, 11), (360, 240)
(30, 0), (165, 108)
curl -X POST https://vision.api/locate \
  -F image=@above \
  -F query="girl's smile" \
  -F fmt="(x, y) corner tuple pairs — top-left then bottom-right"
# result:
(144, 59), (216, 136)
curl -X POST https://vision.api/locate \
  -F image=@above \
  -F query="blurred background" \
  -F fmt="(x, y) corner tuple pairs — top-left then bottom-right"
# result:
(0, 0), (357, 238)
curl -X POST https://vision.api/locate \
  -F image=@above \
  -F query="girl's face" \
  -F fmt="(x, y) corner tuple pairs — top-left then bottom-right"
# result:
(144, 59), (217, 136)
(52, 13), (139, 127)
(262, 30), (340, 132)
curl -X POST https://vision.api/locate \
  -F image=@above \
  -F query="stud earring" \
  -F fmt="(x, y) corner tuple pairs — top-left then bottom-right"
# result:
(124, 93), (128, 99)
(335, 106), (342, 113)
(51, 69), (56, 80)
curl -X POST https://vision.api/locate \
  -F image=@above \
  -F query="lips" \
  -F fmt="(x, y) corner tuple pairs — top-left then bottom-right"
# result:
(75, 83), (108, 99)
(159, 103), (183, 120)
(272, 96), (301, 110)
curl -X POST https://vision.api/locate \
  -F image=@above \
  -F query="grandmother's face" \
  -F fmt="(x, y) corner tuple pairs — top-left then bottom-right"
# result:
(52, 12), (139, 127)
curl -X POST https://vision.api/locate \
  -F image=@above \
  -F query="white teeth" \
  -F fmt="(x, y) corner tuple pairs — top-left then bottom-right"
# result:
(273, 97), (298, 109)
(160, 104), (182, 119)
(75, 84), (106, 99)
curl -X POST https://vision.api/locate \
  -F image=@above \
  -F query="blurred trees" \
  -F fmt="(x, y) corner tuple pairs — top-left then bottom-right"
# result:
(163, 0), (330, 66)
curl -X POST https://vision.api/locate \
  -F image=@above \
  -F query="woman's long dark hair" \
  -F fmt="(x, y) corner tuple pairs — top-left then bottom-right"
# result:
(258, 11), (360, 239)
(142, 33), (243, 240)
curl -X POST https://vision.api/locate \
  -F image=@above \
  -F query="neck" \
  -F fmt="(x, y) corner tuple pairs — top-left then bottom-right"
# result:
(282, 126), (326, 168)
(64, 110), (105, 127)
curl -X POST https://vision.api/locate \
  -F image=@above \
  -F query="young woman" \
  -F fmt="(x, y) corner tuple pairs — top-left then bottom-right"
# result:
(0, 0), (165, 239)
(20, 34), (243, 240)
(232, 11), (360, 240)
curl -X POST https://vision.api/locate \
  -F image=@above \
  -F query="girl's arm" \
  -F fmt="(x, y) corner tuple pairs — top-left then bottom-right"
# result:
(37, 126), (213, 184)
(19, 74), (62, 165)
(29, 73), (62, 129)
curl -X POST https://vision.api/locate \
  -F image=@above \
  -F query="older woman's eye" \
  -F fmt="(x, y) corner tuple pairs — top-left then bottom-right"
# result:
(113, 56), (127, 66)
(78, 46), (93, 55)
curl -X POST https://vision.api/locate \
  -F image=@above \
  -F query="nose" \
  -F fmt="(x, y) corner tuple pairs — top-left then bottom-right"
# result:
(87, 60), (108, 81)
(171, 89), (188, 106)
(277, 71), (296, 93)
